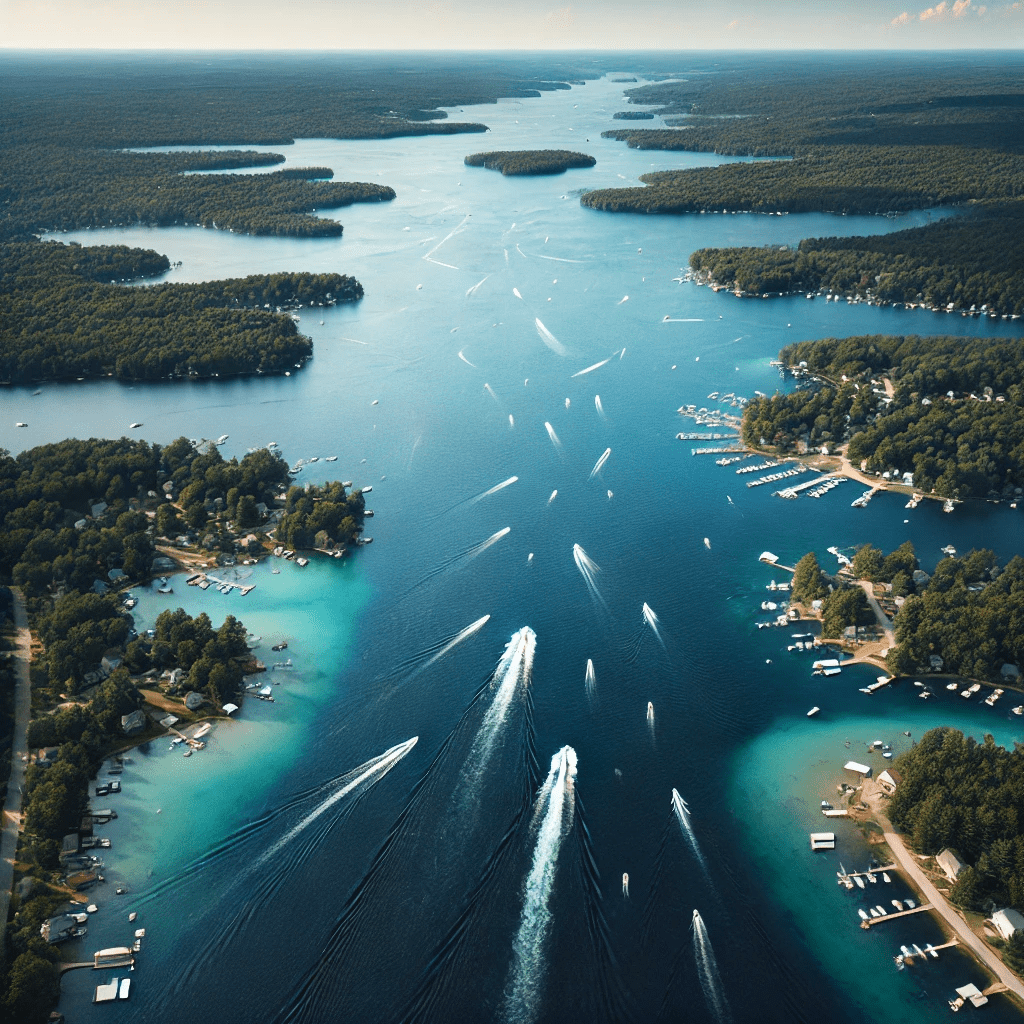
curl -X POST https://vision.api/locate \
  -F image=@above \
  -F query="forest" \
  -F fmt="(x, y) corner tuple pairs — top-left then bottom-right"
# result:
(583, 56), (1024, 314)
(888, 727), (1024, 919)
(464, 150), (596, 175)
(741, 334), (1024, 501)
(2, 243), (363, 382)
(788, 551), (874, 638)
(887, 550), (1024, 683)
(277, 482), (366, 552)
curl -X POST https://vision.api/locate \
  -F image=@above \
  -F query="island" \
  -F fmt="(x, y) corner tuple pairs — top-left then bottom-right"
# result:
(464, 150), (596, 175)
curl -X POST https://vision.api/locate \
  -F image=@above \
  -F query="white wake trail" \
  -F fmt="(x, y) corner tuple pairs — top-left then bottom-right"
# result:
(544, 422), (562, 450)
(595, 395), (605, 419)
(466, 275), (490, 297)
(420, 615), (491, 675)
(589, 447), (611, 480)
(458, 350), (477, 368)
(672, 788), (709, 875)
(573, 543), (607, 609)
(642, 602), (665, 647)
(423, 214), (468, 265)
(585, 659), (595, 697)
(534, 318), (567, 357)
(501, 745), (577, 1024)
(472, 476), (518, 503)
(693, 910), (732, 1024)
(571, 358), (610, 378)
(467, 527), (511, 560)
(253, 738), (418, 870)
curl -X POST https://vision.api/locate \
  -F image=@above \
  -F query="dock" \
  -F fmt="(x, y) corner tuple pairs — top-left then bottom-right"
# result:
(187, 573), (256, 596)
(902, 938), (958, 964)
(810, 832), (836, 850)
(822, 808), (849, 817)
(775, 473), (842, 499)
(677, 432), (740, 441)
(692, 446), (746, 456)
(862, 903), (933, 927)
(844, 865), (896, 879)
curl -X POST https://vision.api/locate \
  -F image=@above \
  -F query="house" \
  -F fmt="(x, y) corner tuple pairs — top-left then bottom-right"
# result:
(36, 746), (59, 767)
(65, 870), (99, 891)
(902, 472), (914, 486)
(929, 655), (945, 671)
(58, 833), (79, 863)
(90, 501), (108, 518)
(912, 569), (931, 586)
(1002, 664), (1021, 682)
(990, 908), (1024, 940)
(40, 915), (83, 944)
(878, 769), (902, 795)
(936, 848), (967, 881)
(121, 710), (146, 736)
(844, 761), (872, 779)
(100, 651), (122, 675)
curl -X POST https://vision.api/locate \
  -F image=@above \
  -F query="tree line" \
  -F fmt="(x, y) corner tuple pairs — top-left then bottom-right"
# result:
(741, 334), (1024, 501)
(2, 242), (363, 382)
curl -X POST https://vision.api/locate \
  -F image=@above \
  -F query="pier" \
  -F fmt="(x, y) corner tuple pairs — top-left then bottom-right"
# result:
(843, 865), (897, 879)
(691, 446), (746, 456)
(775, 473), (842, 499)
(902, 938), (958, 964)
(676, 432), (739, 441)
(862, 903), (933, 927)
(187, 572), (256, 596)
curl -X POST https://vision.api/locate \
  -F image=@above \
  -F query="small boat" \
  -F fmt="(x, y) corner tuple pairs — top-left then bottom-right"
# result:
(854, 875), (865, 889)
(858, 909), (869, 921)
(129, 422), (142, 429)
(869, 908), (880, 918)
(325, 456), (338, 462)
(272, 642), (288, 651)
(183, 749), (192, 757)
(1014, 706), (1024, 716)
(128, 912), (137, 922)
(913, 943), (925, 957)
(892, 899), (903, 910)
(905, 898), (916, 908)
(217, 434), (229, 444)
(807, 707), (820, 717)
(115, 886), (128, 895)
(646, 702), (654, 721)
(622, 873), (629, 897)
(926, 944), (938, 959)
(87, 904), (98, 914)
(875, 905), (888, 915)
(119, 978), (131, 1000)
(867, 873), (877, 883)
(822, 801), (833, 811)
(882, 872), (891, 883)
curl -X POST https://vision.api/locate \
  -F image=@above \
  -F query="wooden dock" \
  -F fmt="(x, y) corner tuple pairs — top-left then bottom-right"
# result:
(862, 903), (933, 928)
(903, 938), (958, 964)
(845, 865), (896, 879)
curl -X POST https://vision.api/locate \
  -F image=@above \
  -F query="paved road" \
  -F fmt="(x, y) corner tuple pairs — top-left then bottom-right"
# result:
(855, 580), (896, 646)
(0, 588), (32, 926)
(865, 783), (1024, 1003)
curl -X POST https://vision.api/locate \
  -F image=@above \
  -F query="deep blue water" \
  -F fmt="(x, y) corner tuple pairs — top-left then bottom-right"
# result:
(17, 71), (1024, 1024)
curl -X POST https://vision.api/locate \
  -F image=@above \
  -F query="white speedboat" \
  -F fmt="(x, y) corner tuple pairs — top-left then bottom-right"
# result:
(882, 872), (891, 882)
(119, 978), (131, 1000)
(858, 909), (869, 921)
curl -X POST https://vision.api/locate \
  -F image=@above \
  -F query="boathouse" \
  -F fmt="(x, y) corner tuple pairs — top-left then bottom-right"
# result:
(936, 848), (967, 881)
(810, 832), (836, 851)
(759, 551), (779, 564)
(843, 761), (872, 779)
(877, 769), (902, 795)
(990, 908), (1024, 940)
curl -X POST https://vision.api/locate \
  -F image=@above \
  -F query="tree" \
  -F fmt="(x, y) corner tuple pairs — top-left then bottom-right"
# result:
(820, 587), (872, 638)
(1, 951), (60, 1024)
(852, 543), (884, 581)
(950, 865), (982, 910)
(791, 552), (829, 603)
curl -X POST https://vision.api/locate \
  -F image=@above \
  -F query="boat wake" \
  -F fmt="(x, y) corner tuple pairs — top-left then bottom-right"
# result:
(573, 543), (608, 611)
(500, 746), (577, 1024)
(588, 447), (611, 480)
(458, 350), (477, 367)
(572, 357), (610, 378)
(534, 318), (567, 356)
(544, 421), (562, 451)
(693, 910), (732, 1024)
(595, 395), (606, 419)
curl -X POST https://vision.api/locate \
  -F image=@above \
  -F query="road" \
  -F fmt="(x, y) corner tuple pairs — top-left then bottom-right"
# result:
(0, 588), (32, 926)
(864, 781), (1024, 1003)
(855, 580), (896, 646)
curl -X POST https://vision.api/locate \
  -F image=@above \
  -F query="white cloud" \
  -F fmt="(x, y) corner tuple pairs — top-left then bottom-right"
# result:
(952, 0), (972, 14)
(892, 10), (912, 24)
(920, 2), (948, 19)
(726, 18), (740, 29)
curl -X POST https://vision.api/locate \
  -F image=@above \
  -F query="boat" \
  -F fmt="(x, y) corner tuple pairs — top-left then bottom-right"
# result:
(857, 909), (869, 921)
(943, 499), (955, 513)
(926, 944), (939, 958)
(129, 422), (142, 429)
(1014, 706), (1024, 716)
(217, 434), (229, 444)
(913, 944), (925, 957)
(875, 905), (888, 915)
(87, 904), (98, 913)
(905, 898), (916, 908)
(854, 875), (865, 889)
(622, 872), (629, 896)
(941, 544), (957, 556)
(362, 485), (372, 493)
(183, 749), (192, 757)
(119, 978), (131, 1000)
(867, 872), (876, 883)
(272, 642), (288, 651)
(128, 912), (137, 922)
(647, 702), (654, 720)
(807, 707), (820, 717)
(882, 872), (891, 883)
(325, 456), (338, 462)
(892, 899), (903, 910)
(946, 682), (960, 691)
(823, 801), (834, 811)
(869, 908), (880, 918)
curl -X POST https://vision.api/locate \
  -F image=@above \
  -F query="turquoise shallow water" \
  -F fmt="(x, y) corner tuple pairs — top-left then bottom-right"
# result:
(17, 68), (1024, 1024)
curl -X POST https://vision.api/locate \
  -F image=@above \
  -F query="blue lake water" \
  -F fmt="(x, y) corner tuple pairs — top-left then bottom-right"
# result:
(15, 72), (1024, 1023)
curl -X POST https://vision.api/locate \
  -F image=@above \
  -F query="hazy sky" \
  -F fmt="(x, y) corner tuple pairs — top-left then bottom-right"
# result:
(2, 0), (1023, 50)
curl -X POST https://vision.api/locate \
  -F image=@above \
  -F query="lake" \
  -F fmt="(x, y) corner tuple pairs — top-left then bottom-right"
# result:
(15, 70), (1024, 1024)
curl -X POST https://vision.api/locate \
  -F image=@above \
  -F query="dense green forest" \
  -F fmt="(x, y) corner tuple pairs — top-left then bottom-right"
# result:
(888, 727), (1024, 918)
(612, 111), (654, 120)
(1, 243), (363, 382)
(464, 150), (596, 175)
(584, 56), (1024, 315)
(888, 551), (1024, 683)
(741, 335), (1024, 500)
(787, 551), (874, 638)
(688, 203), (1024, 314)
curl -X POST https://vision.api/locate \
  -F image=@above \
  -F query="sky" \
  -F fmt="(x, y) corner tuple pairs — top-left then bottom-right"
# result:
(2, 0), (1023, 50)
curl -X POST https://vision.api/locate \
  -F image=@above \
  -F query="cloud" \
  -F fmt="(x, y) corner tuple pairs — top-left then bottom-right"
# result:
(891, 10), (911, 24)
(726, 18), (740, 28)
(952, 0), (972, 13)
(920, 1), (947, 18)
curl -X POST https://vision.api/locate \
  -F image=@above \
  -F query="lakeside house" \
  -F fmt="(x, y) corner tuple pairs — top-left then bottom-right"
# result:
(878, 768), (901, 795)
(844, 760), (872, 779)
(990, 908), (1024, 940)
(936, 848), (968, 881)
